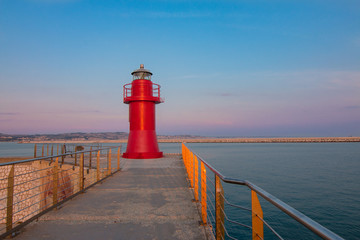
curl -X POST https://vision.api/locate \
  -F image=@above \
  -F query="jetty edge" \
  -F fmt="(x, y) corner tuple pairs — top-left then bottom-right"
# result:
(18, 136), (360, 144)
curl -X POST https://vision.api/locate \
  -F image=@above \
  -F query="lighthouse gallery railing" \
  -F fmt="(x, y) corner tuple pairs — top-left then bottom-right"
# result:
(182, 143), (344, 240)
(123, 82), (161, 99)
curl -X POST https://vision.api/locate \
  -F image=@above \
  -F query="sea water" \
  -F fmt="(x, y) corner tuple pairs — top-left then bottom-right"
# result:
(187, 142), (360, 240)
(0, 142), (359, 239)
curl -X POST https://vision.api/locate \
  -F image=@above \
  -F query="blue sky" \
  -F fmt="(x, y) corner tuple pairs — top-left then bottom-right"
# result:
(0, 0), (359, 136)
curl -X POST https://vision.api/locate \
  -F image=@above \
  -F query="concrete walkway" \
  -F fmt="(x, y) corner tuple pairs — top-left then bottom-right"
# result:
(15, 155), (207, 240)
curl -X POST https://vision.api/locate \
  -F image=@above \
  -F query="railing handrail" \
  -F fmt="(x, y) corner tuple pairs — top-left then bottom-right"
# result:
(184, 143), (344, 240)
(0, 146), (118, 167)
(123, 82), (161, 98)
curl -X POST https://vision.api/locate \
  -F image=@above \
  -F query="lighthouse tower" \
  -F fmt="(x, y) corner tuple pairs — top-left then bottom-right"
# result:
(122, 64), (163, 159)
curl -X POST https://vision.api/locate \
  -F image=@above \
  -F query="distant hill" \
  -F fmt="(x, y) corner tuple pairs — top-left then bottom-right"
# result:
(0, 132), (204, 143)
(0, 132), (129, 142)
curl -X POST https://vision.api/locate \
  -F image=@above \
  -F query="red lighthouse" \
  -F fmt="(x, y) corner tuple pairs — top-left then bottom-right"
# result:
(122, 64), (163, 159)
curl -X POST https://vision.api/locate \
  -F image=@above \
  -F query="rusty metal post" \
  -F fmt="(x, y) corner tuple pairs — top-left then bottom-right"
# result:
(51, 145), (54, 161)
(194, 155), (199, 202)
(108, 149), (112, 176)
(53, 158), (59, 206)
(201, 162), (207, 225)
(215, 175), (225, 240)
(79, 153), (84, 191)
(6, 165), (15, 232)
(181, 143), (184, 159)
(57, 144), (59, 155)
(96, 150), (100, 181)
(47, 144), (49, 156)
(252, 190), (264, 240)
(117, 146), (120, 171)
(42, 144), (44, 157)
(74, 149), (77, 166)
(61, 145), (64, 164)
(34, 143), (37, 158)
(89, 147), (92, 169)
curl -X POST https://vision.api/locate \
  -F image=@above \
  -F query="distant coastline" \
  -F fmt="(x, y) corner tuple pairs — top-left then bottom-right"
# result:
(1, 132), (359, 143)
(160, 137), (360, 143)
(12, 137), (360, 144)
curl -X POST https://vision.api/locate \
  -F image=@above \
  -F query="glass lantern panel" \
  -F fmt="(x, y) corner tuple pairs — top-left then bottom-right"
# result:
(133, 72), (151, 80)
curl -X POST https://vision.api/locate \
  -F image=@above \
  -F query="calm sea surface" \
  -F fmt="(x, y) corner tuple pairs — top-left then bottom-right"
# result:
(0, 142), (359, 239)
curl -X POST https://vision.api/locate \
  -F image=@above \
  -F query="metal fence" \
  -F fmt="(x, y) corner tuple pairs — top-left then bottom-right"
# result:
(182, 143), (344, 240)
(0, 145), (121, 238)
(33, 143), (104, 158)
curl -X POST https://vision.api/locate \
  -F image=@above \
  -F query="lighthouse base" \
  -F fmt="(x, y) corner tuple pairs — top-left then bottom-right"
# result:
(122, 152), (163, 159)
(123, 130), (163, 159)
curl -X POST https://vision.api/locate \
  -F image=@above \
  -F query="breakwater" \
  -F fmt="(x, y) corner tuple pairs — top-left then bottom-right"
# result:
(16, 136), (360, 144)
(162, 137), (360, 143)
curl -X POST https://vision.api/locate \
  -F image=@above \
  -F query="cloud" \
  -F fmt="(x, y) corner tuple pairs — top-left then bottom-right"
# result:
(147, 11), (214, 19)
(218, 92), (237, 97)
(114, 10), (214, 19)
(329, 72), (360, 89)
(353, 36), (360, 47)
(237, 70), (360, 91)
(344, 105), (360, 110)
(0, 112), (19, 116)
(25, 0), (81, 3)
(28, 110), (102, 114)
(66, 110), (102, 114)
(114, 9), (249, 20)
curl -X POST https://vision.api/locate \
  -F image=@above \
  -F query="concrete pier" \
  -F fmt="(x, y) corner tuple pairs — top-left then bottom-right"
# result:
(14, 155), (207, 240)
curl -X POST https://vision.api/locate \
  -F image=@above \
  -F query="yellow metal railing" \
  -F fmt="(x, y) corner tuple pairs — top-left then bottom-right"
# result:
(0, 145), (121, 238)
(182, 143), (343, 240)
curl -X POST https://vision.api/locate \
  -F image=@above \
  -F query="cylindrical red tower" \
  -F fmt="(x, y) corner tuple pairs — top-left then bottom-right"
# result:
(122, 64), (163, 159)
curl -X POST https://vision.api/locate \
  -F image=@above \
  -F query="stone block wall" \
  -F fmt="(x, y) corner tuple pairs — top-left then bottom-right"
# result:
(0, 164), (40, 224)
(0, 161), (108, 224)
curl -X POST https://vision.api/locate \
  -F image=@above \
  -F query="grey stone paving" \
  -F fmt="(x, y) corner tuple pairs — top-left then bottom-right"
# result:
(15, 155), (207, 240)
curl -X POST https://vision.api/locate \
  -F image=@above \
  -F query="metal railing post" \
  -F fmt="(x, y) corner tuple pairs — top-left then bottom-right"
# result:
(53, 157), (59, 206)
(96, 150), (100, 181)
(6, 165), (15, 232)
(89, 147), (92, 169)
(117, 146), (120, 171)
(61, 144), (65, 164)
(41, 144), (44, 157)
(216, 175), (225, 240)
(181, 143), (184, 156)
(34, 144), (37, 158)
(47, 144), (49, 156)
(74, 149), (78, 166)
(190, 151), (194, 188)
(80, 153), (84, 190)
(184, 146), (187, 174)
(186, 148), (191, 180)
(184, 147), (187, 174)
(51, 145), (54, 161)
(201, 162), (207, 225)
(194, 155), (199, 202)
(252, 190), (264, 240)
(108, 149), (111, 176)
